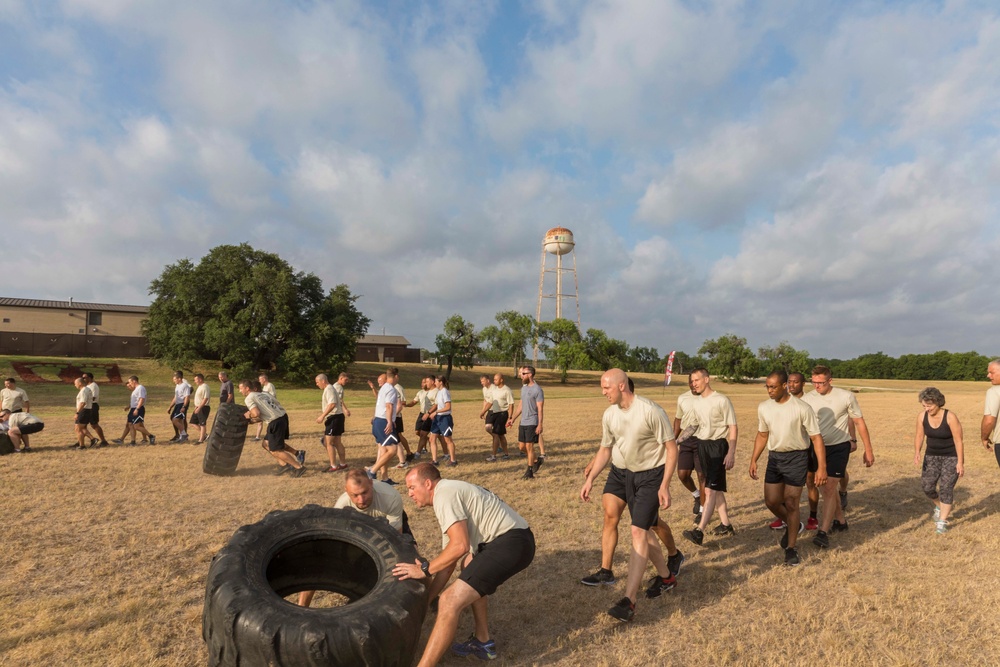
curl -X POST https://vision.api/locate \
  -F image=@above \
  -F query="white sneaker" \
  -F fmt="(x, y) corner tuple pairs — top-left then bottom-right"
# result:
(935, 520), (948, 534)
(932, 507), (941, 521)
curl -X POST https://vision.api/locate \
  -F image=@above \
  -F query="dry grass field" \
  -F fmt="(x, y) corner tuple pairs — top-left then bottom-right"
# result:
(2, 358), (1000, 666)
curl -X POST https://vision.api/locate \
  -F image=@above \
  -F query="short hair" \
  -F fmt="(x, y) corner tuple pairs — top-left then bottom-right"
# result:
(4, 377), (14, 384)
(627, 377), (635, 393)
(767, 370), (788, 383)
(338, 372), (350, 380)
(259, 373), (268, 380)
(811, 365), (832, 378)
(173, 371), (184, 379)
(918, 387), (946, 407)
(83, 372), (94, 381)
(316, 373), (329, 383)
(387, 367), (399, 376)
(408, 462), (441, 483)
(789, 372), (805, 382)
(238, 379), (254, 390)
(990, 359), (1000, 368)
(74, 377), (83, 386)
(345, 468), (373, 486)
(423, 374), (436, 381)
(129, 375), (139, 383)
(436, 376), (450, 388)
(219, 371), (229, 379)
(194, 373), (204, 381)
(522, 366), (536, 377)
(481, 374), (492, 382)
(690, 367), (710, 379)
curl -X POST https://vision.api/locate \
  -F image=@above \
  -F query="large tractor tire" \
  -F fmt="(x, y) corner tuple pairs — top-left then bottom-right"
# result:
(202, 403), (249, 476)
(0, 433), (14, 456)
(203, 505), (427, 666)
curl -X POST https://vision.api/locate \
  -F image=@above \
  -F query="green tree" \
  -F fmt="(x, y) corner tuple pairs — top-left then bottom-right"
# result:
(671, 350), (709, 375)
(479, 311), (536, 371)
(144, 244), (369, 377)
(698, 334), (760, 382)
(583, 328), (630, 370)
(627, 346), (662, 373)
(758, 341), (811, 375)
(434, 315), (480, 381)
(537, 318), (587, 383)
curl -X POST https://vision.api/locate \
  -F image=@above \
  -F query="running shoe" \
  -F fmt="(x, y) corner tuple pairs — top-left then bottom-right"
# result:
(322, 466), (337, 473)
(580, 568), (617, 586)
(935, 520), (949, 534)
(500, 453), (510, 460)
(784, 547), (800, 566)
(667, 550), (685, 578)
(384, 478), (398, 485)
(148, 435), (156, 445)
(336, 463), (349, 471)
(450, 634), (497, 660)
(291, 466), (306, 478)
(682, 528), (704, 546)
(607, 597), (635, 622)
(839, 490), (848, 510)
(365, 468), (377, 480)
(485, 456), (498, 463)
(275, 465), (292, 476)
(780, 523), (804, 549)
(932, 507), (941, 521)
(692, 496), (701, 515)
(644, 574), (677, 599)
(521, 467), (534, 480)
(769, 518), (786, 530)
(111, 438), (124, 445)
(693, 512), (702, 525)
(405, 453), (415, 463)
(813, 530), (829, 549)
(395, 462), (407, 469)
(532, 456), (544, 473)
(90, 438), (99, 447)
(711, 523), (735, 536)
(806, 517), (819, 531)
(178, 434), (189, 443)
(831, 520), (849, 533)
(296, 450), (306, 466)
(446, 460), (458, 467)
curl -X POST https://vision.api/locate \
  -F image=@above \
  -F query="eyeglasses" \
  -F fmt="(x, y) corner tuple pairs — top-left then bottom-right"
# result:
(813, 380), (830, 387)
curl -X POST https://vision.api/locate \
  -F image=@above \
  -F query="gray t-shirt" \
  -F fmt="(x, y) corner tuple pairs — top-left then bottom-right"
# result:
(219, 380), (234, 404)
(334, 481), (404, 531)
(433, 479), (529, 554)
(519, 383), (544, 426)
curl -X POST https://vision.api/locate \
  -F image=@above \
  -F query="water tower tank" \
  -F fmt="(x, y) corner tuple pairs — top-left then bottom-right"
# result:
(544, 227), (575, 256)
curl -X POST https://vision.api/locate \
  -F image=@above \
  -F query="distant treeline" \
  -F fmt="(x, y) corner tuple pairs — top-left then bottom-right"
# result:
(809, 350), (995, 382)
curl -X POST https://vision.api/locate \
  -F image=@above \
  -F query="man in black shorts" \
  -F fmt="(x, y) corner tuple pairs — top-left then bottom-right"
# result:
(674, 375), (704, 522)
(81, 372), (109, 447)
(394, 463), (534, 664)
(315, 372), (350, 472)
(189, 373), (211, 444)
(481, 373), (513, 461)
(72, 377), (94, 449)
(406, 375), (436, 456)
(239, 379), (305, 477)
(507, 366), (545, 480)
(749, 371), (827, 566)
(580, 369), (679, 622)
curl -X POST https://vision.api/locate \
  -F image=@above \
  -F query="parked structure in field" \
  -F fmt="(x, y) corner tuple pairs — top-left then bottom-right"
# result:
(0, 297), (150, 357)
(354, 335), (421, 364)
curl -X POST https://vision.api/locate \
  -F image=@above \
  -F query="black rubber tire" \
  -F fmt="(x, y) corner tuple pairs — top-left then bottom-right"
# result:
(202, 402), (249, 476)
(0, 433), (14, 456)
(203, 505), (427, 666)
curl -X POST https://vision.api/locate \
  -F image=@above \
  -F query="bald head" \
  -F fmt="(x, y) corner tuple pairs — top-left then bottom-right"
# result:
(601, 368), (632, 408)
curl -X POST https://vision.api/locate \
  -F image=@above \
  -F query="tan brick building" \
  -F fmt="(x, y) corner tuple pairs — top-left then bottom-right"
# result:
(0, 297), (150, 357)
(354, 335), (421, 363)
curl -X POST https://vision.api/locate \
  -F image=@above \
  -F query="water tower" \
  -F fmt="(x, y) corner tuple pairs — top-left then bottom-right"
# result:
(535, 227), (581, 361)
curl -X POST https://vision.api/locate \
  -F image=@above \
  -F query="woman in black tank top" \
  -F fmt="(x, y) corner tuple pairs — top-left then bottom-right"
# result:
(913, 387), (965, 534)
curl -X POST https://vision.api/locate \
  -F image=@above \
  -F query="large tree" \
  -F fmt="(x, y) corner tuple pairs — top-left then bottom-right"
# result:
(758, 341), (811, 375)
(479, 311), (535, 372)
(143, 244), (369, 378)
(434, 315), (480, 381)
(699, 334), (760, 382)
(537, 318), (587, 383)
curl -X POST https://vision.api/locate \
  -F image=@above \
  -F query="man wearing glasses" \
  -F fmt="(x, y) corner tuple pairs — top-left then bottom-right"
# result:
(507, 366), (545, 480)
(802, 365), (875, 549)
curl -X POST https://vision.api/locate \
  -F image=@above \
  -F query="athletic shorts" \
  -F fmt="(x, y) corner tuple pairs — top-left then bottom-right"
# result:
(824, 442), (851, 478)
(169, 403), (188, 421)
(625, 466), (665, 530)
(518, 424), (539, 444)
(18, 421), (44, 436)
(488, 412), (508, 436)
(415, 415), (432, 433)
(372, 418), (399, 447)
(394, 415), (405, 435)
(189, 405), (210, 426)
(431, 414), (454, 437)
(764, 449), (809, 487)
(87, 403), (101, 425)
(263, 414), (290, 452)
(602, 463), (628, 502)
(677, 439), (703, 474)
(128, 406), (145, 424)
(324, 413), (345, 437)
(75, 408), (92, 425)
(459, 528), (535, 598)
(807, 441), (818, 473)
(696, 438), (728, 492)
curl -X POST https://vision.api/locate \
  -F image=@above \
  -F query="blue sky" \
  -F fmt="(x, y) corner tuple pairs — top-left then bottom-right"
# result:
(2, 0), (998, 360)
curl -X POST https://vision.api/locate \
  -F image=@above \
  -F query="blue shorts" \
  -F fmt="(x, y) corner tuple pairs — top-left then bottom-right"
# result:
(128, 406), (145, 424)
(372, 418), (399, 447)
(431, 414), (454, 437)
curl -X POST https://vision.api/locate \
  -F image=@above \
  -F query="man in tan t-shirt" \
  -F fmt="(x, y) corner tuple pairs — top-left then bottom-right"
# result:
(749, 370), (827, 566)
(981, 359), (1000, 468)
(580, 369), (679, 622)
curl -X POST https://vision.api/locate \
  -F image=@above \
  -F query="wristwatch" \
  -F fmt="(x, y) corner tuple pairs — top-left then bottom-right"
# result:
(420, 559), (431, 577)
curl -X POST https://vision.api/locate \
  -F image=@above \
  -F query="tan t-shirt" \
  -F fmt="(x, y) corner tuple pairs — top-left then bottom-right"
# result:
(194, 383), (210, 407)
(334, 482), (404, 531)
(87, 382), (101, 403)
(492, 385), (514, 412)
(261, 382), (276, 397)
(245, 392), (286, 423)
(323, 383), (344, 415)
(414, 389), (434, 413)
(985, 385), (1000, 443)
(689, 391), (737, 441)
(1, 387), (28, 411)
(433, 479), (529, 554)
(9, 412), (41, 429)
(674, 391), (698, 430)
(757, 396), (820, 452)
(601, 394), (674, 473)
(76, 386), (93, 410)
(802, 387), (862, 446)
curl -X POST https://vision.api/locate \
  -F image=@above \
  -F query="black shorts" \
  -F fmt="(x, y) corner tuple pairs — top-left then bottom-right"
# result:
(807, 441), (818, 473)
(189, 405), (211, 426)
(696, 438), (728, 492)
(89, 403), (101, 425)
(415, 415), (432, 433)
(75, 408), (93, 425)
(18, 421), (44, 435)
(625, 466), (665, 530)
(488, 412), (508, 435)
(677, 439), (703, 474)
(170, 403), (188, 421)
(324, 413), (345, 437)
(764, 449), (809, 487)
(265, 414), (290, 452)
(128, 406), (145, 424)
(824, 442), (851, 478)
(394, 415), (405, 435)
(518, 425), (539, 444)
(459, 528), (535, 598)
(602, 463), (628, 502)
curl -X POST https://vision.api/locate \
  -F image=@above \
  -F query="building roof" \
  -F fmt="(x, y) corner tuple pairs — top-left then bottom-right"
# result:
(0, 297), (149, 314)
(358, 334), (411, 346)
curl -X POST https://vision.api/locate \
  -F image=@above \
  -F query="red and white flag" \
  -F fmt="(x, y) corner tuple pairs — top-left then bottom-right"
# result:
(664, 350), (676, 386)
